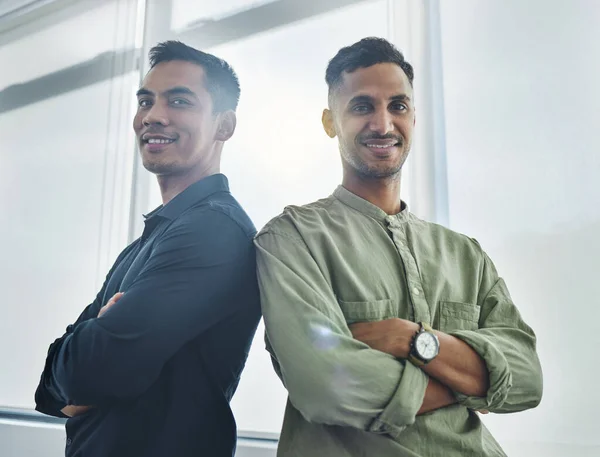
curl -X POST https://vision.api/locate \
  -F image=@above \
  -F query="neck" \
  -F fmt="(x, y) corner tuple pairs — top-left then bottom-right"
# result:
(342, 170), (403, 215)
(157, 162), (220, 205)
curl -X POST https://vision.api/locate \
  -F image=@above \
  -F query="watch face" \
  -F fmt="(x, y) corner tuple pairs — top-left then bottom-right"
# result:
(415, 332), (439, 360)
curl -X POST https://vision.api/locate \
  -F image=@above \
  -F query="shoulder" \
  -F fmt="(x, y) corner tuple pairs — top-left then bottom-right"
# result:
(256, 196), (338, 242)
(173, 192), (256, 241)
(153, 195), (256, 264)
(408, 213), (485, 262)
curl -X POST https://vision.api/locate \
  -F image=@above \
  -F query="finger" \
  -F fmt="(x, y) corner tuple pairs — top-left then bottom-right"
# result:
(478, 410), (489, 414)
(105, 292), (124, 308)
(97, 305), (109, 317)
(349, 322), (368, 331)
(62, 405), (93, 417)
(109, 292), (125, 304)
(98, 302), (116, 317)
(349, 327), (362, 338)
(98, 293), (124, 317)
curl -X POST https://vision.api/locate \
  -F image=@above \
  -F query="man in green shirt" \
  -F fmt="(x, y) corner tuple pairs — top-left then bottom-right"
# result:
(255, 37), (542, 456)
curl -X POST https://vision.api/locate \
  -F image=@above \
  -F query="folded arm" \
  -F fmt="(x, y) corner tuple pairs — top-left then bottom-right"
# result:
(34, 257), (129, 418)
(447, 250), (543, 413)
(349, 245), (542, 414)
(50, 209), (255, 406)
(349, 318), (488, 398)
(256, 229), (439, 439)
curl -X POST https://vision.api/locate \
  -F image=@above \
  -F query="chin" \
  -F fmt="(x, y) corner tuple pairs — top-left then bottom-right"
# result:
(354, 160), (403, 179)
(360, 167), (402, 179)
(142, 159), (180, 176)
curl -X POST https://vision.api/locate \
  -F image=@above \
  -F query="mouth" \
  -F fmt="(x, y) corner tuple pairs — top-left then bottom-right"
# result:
(144, 138), (176, 145)
(141, 134), (177, 151)
(361, 139), (401, 155)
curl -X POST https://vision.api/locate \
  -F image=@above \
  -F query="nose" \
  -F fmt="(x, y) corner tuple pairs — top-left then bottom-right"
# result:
(142, 102), (169, 127)
(368, 108), (394, 136)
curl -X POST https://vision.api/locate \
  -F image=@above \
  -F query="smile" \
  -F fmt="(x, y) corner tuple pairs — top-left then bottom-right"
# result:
(364, 142), (398, 149)
(145, 138), (175, 144)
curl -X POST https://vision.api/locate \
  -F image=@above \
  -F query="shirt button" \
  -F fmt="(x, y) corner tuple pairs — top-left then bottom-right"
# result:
(66, 438), (72, 446)
(413, 287), (420, 296)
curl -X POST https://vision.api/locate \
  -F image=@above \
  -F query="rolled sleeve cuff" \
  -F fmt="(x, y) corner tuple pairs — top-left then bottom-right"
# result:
(449, 330), (512, 411)
(368, 361), (428, 439)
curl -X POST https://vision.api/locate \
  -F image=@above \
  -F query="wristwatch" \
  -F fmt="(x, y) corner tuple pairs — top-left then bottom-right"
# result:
(408, 322), (440, 366)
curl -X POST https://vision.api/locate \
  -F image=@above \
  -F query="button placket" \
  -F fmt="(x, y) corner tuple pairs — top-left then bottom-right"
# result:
(388, 218), (431, 324)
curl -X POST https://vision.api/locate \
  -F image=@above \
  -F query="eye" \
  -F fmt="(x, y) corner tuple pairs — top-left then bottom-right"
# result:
(138, 99), (152, 108)
(390, 102), (408, 112)
(171, 98), (190, 106)
(352, 104), (371, 114)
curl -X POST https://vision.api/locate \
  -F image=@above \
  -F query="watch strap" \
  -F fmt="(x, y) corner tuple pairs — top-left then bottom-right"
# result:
(421, 322), (434, 333)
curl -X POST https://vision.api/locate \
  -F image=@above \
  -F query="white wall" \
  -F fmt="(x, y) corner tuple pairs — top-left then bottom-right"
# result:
(439, 0), (600, 454)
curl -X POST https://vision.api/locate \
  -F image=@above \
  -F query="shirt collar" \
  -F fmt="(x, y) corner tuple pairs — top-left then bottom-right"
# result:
(332, 185), (410, 224)
(144, 173), (230, 222)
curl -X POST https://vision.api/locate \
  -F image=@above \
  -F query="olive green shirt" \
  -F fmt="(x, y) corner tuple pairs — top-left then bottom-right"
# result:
(255, 186), (543, 457)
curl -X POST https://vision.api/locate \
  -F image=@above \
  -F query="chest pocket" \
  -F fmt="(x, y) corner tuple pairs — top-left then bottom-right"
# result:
(439, 301), (480, 332)
(337, 298), (396, 324)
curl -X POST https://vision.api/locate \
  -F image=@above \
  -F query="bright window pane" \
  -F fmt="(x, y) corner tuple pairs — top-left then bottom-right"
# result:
(191, 0), (392, 433)
(0, 0), (137, 89)
(171, 0), (280, 30)
(0, 2), (138, 409)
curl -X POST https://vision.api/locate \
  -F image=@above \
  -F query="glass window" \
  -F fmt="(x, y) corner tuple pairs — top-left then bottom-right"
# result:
(144, 0), (406, 434)
(0, 0), (138, 90)
(171, 0), (280, 31)
(0, 2), (139, 409)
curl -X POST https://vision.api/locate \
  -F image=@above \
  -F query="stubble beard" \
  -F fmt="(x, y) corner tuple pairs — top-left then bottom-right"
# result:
(342, 142), (410, 180)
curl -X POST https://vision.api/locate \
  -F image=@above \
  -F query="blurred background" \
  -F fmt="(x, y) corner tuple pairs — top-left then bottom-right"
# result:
(1, 0), (598, 456)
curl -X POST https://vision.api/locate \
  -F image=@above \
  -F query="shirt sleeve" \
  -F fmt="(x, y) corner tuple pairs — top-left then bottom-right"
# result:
(33, 243), (138, 417)
(256, 228), (428, 439)
(34, 300), (99, 417)
(449, 245), (543, 413)
(50, 208), (257, 405)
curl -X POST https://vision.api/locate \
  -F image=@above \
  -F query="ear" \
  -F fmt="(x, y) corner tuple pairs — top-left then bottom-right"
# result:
(215, 110), (237, 142)
(322, 109), (337, 138)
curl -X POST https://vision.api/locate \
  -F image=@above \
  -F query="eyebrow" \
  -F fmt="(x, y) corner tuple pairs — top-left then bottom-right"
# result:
(136, 86), (199, 99)
(348, 94), (412, 104)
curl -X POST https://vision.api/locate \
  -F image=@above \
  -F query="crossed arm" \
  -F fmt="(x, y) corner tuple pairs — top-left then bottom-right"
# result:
(36, 210), (256, 417)
(256, 230), (542, 437)
(59, 292), (124, 417)
(349, 318), (490, 411)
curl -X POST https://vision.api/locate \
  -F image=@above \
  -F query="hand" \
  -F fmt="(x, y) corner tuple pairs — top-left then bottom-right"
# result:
(349, 318), (420, 359)
(69, 293), (124, 417)
(98, 292), (124, 317)
(61, 294), (122, 417)
(61, 405), (93, 417)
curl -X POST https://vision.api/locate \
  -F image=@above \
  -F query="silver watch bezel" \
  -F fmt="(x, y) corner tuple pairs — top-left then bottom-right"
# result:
(413, 330), (440, 362)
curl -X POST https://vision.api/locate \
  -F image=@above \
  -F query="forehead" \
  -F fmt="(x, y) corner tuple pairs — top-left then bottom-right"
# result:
(141, 60), (209, 96)
(336, 63), (412, 104)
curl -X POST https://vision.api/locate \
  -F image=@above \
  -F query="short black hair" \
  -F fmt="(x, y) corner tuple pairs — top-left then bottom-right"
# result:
(148, 40), (240, 113)
(325, 37), (414, 104)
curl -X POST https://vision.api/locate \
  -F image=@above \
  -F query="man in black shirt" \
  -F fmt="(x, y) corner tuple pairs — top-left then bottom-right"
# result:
(34, 41), (261, 457)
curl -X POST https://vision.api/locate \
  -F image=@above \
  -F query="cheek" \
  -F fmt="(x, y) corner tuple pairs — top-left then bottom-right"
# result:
(132, 112), (143, 132)
(401, 118), (415, 136)
(178, 116), (212, 142)
(342, 120), (367, 141)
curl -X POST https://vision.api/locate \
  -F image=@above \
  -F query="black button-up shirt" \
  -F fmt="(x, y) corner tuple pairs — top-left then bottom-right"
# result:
(35, 174), (261, 457)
